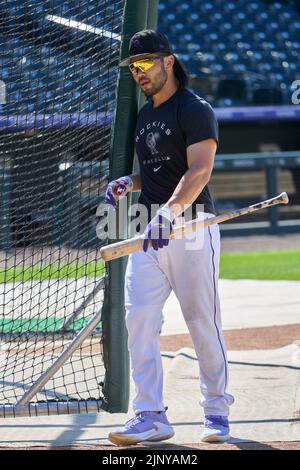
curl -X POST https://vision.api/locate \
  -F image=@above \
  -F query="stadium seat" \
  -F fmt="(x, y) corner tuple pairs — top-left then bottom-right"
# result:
(158, 0), (300, 105)
(223, 2), (236, 13)
(193, 23), (209, 35)
(201, 2), (214, 14)
(1, 0), (300, 115)
(245, 2), (260, 14)
(269, 2), (284, 13)
(279, 11), (293, 24)
(176, 3), (191, 14)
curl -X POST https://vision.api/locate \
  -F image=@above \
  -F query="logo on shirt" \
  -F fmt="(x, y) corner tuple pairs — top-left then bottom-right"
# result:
(153, 166), (162, 172)
(146, 132), (159, 155)
(135, 121), (172, 143)
(136, 121), (173, 167)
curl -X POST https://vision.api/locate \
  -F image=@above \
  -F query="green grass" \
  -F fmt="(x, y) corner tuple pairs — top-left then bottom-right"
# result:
(220, 250), (300, 280)
(0, 261), (105, 283)
(0, 317), (101, 334)
(0, 251), (299, 282)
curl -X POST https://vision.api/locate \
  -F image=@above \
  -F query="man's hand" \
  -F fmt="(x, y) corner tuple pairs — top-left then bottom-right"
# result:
(105, 176), (133, 208)
(143, 208), (175, 252)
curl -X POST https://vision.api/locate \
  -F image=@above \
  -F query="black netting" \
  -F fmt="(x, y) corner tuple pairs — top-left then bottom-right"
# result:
(0, 0), (125, 411)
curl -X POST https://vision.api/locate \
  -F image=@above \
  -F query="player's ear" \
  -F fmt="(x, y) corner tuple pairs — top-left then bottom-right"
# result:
(164, 55), (175, 71)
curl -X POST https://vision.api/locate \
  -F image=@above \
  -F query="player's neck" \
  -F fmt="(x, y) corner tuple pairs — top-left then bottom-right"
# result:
(152, 75), (179, 108)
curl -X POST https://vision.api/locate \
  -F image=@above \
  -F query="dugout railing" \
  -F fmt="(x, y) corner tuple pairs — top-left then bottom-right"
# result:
(213, 151), (300, 235)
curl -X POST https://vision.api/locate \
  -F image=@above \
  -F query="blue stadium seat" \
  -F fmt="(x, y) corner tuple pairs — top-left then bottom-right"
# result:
(255, 11), (269, 24)
(269, 2), (284, 14)
(224, 52), (240, 65)
(242, 22), (256, 33)
(186, 13), (200, 24)
(31, 4), (44, 15)
(1, 0), (300, 114)
(266, 21), (280, 34)
(253, 31), (267, 44)
(203, 32), (219, 46)
(229, 32), (243, 42)
(161, 0), (300, 105)
(186, 42), (202, 54)
(165, 13), (176, 23)
(236, 42), (252, 54)
(245, 2), (260, 14)
(261, 41), (276, 51)
(276, 31), (292, 42)
(170, 22), (185, 35)
(158, 3), (167, 13)
(289, 20), (300, 33)
(232, 63), (247, 74)
(233, 12), (247, 23)
(279, 11), (293, 25)
(290, 41), (300, 50)
(176, 3), (191, 14)
(212, 42), (227, 53)
(193, 23), (209, 35)
(223, 2), (236, 13)
(219, 22), (233, 34)
(201, 2), (214, 14)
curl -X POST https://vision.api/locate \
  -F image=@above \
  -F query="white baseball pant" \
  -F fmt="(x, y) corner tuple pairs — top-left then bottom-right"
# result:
(125, 215), (234, 416)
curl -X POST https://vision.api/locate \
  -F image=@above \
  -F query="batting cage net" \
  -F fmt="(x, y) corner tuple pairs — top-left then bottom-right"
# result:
(0, 0), (126, 417)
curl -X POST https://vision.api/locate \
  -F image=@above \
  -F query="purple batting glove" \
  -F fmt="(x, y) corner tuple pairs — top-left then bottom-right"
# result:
(105, 176), (133, 208)
(143, 208), (175, 252)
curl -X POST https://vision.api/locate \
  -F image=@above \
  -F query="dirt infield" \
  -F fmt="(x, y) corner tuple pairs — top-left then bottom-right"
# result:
(160, 324), (300, 351)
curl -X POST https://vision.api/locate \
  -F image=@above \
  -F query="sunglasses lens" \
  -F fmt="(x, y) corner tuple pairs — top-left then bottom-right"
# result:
(129, 59), (156, 73)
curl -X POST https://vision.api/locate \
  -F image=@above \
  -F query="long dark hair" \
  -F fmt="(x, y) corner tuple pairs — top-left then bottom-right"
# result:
(173, 56), (189, 90)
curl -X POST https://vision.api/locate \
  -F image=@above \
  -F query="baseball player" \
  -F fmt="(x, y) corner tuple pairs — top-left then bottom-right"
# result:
(105, 30), (234, 446)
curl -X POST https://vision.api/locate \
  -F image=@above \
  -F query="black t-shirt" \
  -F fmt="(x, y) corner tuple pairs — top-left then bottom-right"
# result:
(134, 88), (218, 219)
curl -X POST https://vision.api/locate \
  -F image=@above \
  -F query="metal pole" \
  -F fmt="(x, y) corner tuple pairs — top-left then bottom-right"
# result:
(61, 277), (104, 332)
(16, 309), (102, 406)
(1, 400), (104, 419)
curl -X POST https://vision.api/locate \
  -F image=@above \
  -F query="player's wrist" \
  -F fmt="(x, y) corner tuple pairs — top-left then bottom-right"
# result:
(120, 176), (133, 193)
(112, 176), (133, 198)
(156, 207), (176, 223)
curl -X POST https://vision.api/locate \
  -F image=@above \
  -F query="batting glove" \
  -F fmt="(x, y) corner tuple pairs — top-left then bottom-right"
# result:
(105, 176), (133, 208)
(143, 207), (175, 252)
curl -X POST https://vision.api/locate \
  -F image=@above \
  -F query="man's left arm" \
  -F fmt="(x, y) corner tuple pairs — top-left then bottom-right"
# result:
(142, 138), (217, 251)
(163, 138), (217, 218)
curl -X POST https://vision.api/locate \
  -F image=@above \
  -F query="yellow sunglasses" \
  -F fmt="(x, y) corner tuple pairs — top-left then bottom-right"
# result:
(129, 56), (162, 74)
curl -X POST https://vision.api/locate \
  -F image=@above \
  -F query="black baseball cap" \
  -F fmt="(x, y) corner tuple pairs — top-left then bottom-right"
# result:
(119, 29), (173, 67)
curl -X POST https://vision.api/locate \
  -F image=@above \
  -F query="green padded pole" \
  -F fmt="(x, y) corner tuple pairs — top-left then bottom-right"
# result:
(101, 0), (158, 413)
(131, 0), (159, 204)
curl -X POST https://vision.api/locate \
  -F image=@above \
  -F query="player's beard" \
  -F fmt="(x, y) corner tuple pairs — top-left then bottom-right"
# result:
(140, 65), (168, 97)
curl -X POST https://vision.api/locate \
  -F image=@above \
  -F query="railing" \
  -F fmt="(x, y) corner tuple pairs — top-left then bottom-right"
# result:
(214, 151), (300, 235)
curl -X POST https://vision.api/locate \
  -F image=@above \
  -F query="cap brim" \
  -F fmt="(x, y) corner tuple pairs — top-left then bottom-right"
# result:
(119, 52), (169, 67)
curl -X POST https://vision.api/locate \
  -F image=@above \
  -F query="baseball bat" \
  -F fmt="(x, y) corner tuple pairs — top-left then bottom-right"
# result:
(100, 192), (289, 262)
